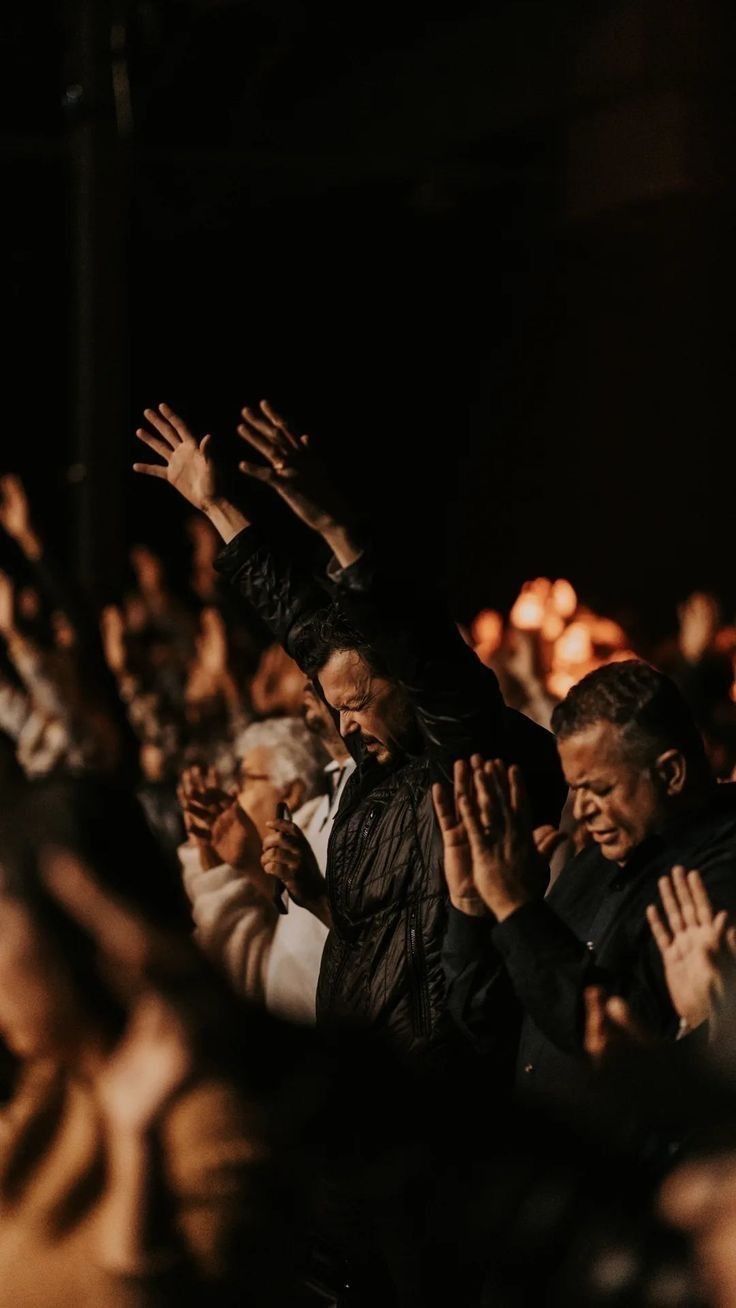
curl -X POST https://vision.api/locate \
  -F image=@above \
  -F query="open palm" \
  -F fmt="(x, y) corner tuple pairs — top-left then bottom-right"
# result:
(432, 760), (486, 916)
(647, 866), (730, 1029)
(134, 403), (218, 510)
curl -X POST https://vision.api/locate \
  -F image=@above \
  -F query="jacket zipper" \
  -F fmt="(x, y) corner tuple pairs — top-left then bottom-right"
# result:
(408, 903), (431, 1039)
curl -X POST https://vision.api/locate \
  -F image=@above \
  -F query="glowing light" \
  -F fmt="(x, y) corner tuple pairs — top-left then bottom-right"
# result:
(471, 609), (503, 656)
(550, 579), (577, 619)
(510, 579), (550, 631)
(554, 622), (593, 666)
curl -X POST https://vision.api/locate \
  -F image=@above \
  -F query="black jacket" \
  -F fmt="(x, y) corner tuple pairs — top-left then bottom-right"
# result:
(217, 528), (566, 1057)
(443, 784), (736, 1105)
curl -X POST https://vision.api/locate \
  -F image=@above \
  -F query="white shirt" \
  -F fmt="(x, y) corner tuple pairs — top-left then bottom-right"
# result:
(180, 756), (355, 1024)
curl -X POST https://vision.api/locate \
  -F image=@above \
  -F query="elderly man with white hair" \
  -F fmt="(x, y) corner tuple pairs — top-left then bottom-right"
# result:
(179, 701), (353, 1023)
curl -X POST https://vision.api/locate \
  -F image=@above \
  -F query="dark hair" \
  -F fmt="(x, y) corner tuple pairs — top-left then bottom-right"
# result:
(291, 605), (388, 680)
(551, 660), (708, 769)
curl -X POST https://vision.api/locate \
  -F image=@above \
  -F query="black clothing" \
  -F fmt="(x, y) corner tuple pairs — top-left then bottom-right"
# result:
(217, 527), (566, 1056)
(444, 784), (736, 1106)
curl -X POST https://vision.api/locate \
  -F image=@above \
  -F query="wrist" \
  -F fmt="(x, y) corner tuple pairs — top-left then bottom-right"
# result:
(321, 521), (363, 569)
(485, 891), (529, 923)
(203, 497), (250, 543)
(450, 894), (490, 918)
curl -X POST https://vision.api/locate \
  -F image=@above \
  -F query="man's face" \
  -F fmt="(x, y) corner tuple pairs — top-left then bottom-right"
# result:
(237, 744), (288, 837)
(301, 684), (348, 762)
(558, 720), (670, 864)
(318, 648), (418, 767)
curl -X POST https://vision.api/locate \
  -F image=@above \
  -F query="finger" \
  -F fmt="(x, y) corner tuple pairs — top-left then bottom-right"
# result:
(239, 409), (291, 462)
(238, 459), (273, 483)
(181, 799), (217, 823)
(605, 996), (647, 1044)
(533, 826), (565, 860)
(583, 985), (608, 1060)
(189, 821), (214, 842)
(474, 765), (497, 832)
(672, 865), (698, 928)
(713, 909), (730, 946)
(263, 846), (300, 869)
(135, 429), (171, 461)
(457, 791), (485, 852)
(133, 463), (168, 479)
(261, 831), (301, 855)
(454, 758), (470, 809)
(199, 433), (213, 456)
(259, 400), (300, 450)
(659, 874), (685, 935)
(508, 764), (532, 828)
(262, 855), (296, 878)
(646, 901), (673, 954)
(265, 819), (301, 837)
(490, 760), (512, 817)
(143, 407), (181, 447)
(432, 781), (455, 831)
(687, 869), (714, 928)
(158, 403), (194, 443)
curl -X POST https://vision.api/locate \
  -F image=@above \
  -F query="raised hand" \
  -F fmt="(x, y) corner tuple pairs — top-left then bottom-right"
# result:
(237, 400), (358, 564)
(100, 605), (127, 676)
(0, 571), (15, 637)
(95, 992), (193, 1135)
(134, 404), (221, 510)
(583, 985), (650, 1065)
(196, 607), (229, 678)
(678, 592), (719, 664)
(647, 867), (733, 1031)
(432, 760), (487, 917)
(211, 801), (262, 873)
(0, 474), (42, 560)
(456, 757), (547, 921)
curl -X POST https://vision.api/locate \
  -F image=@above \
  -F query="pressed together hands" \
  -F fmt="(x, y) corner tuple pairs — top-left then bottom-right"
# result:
(134, 399), (736, 1053)
(432, 755), (736, 1053)
(179, 763), (329, 924)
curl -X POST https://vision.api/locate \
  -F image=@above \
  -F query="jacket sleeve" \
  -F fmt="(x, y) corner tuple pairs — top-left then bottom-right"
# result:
(214, 527), (332, 663)
(491, 851), (736, 1057)
(442, 906), (522, 1066)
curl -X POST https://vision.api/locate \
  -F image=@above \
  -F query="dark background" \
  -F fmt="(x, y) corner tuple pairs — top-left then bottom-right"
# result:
(4, 0), (736, 647)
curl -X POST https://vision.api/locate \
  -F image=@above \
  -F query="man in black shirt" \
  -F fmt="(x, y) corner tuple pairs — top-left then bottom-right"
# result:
(442, 661), (736, 1112)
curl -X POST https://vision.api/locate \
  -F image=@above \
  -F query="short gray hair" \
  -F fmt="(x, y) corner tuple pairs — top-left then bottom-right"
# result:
(235, 717), (326, 802)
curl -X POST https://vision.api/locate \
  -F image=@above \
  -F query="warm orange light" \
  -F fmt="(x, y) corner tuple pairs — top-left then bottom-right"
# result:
(541, 611), (565, 642)
(550, 579), (577, 619)
(547, 670), (578, 700)
(590, 618), (627, 649)
(554, 622), (593, 666)
(510, 579), (550, 631)
(471, 609), (504, 662)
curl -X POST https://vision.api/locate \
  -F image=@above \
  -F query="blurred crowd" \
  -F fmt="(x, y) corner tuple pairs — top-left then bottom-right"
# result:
(0, 405), (736, 1307)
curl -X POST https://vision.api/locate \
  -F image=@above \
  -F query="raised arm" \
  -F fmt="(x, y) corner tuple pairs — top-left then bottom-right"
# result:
(134, 403), (332, 656)
(235, 401), (509, 768)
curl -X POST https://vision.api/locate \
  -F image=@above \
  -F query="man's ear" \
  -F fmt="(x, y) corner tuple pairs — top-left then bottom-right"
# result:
(282, 777), (306, 814)
(654, 748), (687, 797)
